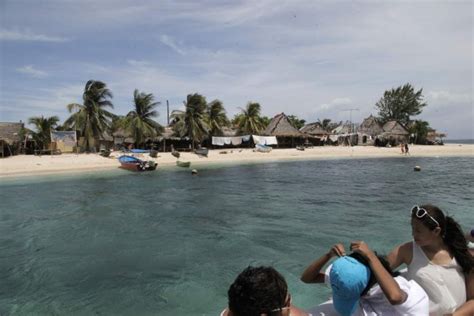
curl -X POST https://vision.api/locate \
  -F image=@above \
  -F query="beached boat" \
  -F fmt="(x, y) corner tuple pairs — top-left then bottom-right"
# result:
(255, 144), (272, 153)
(100, 149), (111, 157)
(296, 146), (305, 151)
(194, 147), (209, 157)
(118, 155), (157, 171)
(130, 149), (149, 154)
(176, 160), (191, 168)
(171, 150), (180, 158)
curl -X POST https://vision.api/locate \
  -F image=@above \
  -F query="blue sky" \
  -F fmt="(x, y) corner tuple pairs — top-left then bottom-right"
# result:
(1, 0), (472, 138)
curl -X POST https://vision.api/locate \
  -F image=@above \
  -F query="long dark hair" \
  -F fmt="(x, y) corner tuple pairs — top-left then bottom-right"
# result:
(412, 204), (473, 274)
(349, 252), (398, 296)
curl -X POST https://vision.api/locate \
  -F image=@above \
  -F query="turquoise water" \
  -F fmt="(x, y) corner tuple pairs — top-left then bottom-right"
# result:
(1, 157), (473, 315)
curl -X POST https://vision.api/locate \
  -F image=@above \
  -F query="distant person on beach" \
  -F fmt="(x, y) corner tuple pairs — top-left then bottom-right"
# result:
(387, 204), (474, 316)
(301, 241), (429, 316)
(404, 143), (409, 155)
(221, 266), (308, 316)
(401, 143), (405, 154)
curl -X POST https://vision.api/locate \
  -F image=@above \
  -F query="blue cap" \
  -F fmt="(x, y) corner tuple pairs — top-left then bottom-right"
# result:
(329, 256), (371, 316)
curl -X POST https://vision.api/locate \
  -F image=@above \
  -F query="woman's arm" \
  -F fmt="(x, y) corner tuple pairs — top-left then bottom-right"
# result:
(301, 244), (345, 283)
(451, 272), (474, 316)
(352, 241), (407, 305)
(387, 241), (412, 270)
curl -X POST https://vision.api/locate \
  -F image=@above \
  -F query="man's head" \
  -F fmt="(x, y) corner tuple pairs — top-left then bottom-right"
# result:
(227, 266), (290, 316)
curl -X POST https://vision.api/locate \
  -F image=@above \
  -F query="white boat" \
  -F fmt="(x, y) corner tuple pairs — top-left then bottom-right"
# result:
(255, 144), (272, 153)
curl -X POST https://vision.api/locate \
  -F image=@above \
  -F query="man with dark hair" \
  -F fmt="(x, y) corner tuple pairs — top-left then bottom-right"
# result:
(221, 266), (308, 316)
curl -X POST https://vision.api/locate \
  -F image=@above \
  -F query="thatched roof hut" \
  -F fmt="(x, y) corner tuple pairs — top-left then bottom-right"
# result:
(263, 113), (306, 147)
(382, 121), (409, 135)
(263, 113), (305, 137)
(376, 120), (409, 146)
(359, 115), (383, 136)
(0, 122), (24, 144)
(300, 122), (330, 136)
(0, 122), (25, 157)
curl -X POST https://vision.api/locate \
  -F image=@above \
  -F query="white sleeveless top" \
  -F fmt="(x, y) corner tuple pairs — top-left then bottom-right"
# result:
(405, 241), (466, 316)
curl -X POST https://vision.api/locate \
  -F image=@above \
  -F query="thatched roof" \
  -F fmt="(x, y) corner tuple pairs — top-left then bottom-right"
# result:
(382, 121), (409, 135)
(300, 122), (330, 136)
(359, 115), (383, 136)
(263, 113), (305, 137)
(0, 122), (24, 144)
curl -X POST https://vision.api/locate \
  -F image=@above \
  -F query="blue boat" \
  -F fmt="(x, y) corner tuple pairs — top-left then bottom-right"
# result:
(130, 149), (150, 154)
(118, 155), (157, 171)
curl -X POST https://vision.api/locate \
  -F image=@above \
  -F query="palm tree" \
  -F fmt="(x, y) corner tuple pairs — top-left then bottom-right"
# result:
(64, 80), (115, 151)
(124, 89), (163, 147)
(28, 115), (60, 149)
(409, 120), (430, 144)
(236, 102), (265, 134)
(170, 93), (209, 149)
(206, 99), (229, 136)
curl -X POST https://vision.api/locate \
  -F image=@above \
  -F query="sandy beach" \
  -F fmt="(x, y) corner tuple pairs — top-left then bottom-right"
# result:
(0, 144), (472, 178)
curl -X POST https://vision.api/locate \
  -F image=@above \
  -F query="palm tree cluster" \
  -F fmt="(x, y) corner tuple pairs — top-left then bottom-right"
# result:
(26, 80), (280, 151)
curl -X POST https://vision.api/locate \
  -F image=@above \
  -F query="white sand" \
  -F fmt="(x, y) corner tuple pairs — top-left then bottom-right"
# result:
(0, 144), (472, 178)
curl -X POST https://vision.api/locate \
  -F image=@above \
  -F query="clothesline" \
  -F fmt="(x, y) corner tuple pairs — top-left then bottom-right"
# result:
(211, 135), (278, 146)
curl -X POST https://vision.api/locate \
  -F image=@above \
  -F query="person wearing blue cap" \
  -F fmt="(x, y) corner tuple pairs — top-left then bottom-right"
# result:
(301, 241), (429, 315)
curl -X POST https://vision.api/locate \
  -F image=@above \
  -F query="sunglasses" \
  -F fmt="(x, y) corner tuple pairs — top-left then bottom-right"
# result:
(411, 205), (440, 227)
(268, 294), (291, 315)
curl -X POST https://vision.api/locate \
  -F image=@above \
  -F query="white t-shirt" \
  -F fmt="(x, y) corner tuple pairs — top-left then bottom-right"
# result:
(310, 272), (429, 316)
(355, 276), (429, 316)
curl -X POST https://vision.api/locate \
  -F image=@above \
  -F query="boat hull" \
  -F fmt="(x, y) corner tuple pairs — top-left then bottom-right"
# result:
(118, 155), (157, 171)
(194, 148), (209, 157)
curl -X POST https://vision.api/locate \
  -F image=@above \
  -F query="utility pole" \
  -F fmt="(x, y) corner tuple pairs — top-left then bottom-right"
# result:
(341, 108), (360, 133)
(166, 100), (170, 126)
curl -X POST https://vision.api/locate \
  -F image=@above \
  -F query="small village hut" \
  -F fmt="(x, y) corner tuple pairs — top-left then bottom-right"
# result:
(358, 115), (384, 146)
(0, 122), (25, 157)
(379, 120), (409, 146)
(263, 113), (307, 148)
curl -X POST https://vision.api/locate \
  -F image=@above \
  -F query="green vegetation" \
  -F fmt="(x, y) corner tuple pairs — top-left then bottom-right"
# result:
(206, 99), (229, 136)
(124, 89), (163, 147)
(235, 102), (265, 135)
(375, 83), (427, 125)
(64, 80), (115, 151)
(171, 93), (209, 149)
(287, 115), (306, 130)
(28, 115), (60, 149)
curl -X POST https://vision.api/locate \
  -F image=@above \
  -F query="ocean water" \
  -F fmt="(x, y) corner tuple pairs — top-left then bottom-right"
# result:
(0, 157), (473, 315)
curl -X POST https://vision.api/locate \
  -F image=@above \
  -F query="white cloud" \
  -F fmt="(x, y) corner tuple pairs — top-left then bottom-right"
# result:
(0, 28), (69, 42)
(16, 65), (49, 78)
(427, 91), (471, 104)
(160, 35), (185, 55)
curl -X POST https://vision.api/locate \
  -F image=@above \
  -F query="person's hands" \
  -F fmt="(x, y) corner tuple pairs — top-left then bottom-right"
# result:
(329, 243), (346, 257)
(350, 241), (375, 259)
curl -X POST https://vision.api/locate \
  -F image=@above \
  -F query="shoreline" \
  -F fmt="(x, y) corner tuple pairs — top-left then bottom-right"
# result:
(1, 144), (472, 179)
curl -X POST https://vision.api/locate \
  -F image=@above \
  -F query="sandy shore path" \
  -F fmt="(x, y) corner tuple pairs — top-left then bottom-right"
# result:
(0, 144), (472, 178)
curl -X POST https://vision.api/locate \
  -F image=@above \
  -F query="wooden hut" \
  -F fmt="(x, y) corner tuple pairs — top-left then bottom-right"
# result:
(358, 115), (383, 146)
(154, 126), (192, 152)
(331, 121), (358, 146)
(263, 113), (306, 148)
(300, 122), (330, 146)
(0, 122), (24, 157)
(379, 121), (409, 146)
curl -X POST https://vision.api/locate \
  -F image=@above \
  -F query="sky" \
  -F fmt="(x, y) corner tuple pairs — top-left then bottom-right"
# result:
(0, 0), (472, 138)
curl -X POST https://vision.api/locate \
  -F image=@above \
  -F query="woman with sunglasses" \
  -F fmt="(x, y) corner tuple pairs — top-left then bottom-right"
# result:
(387, 204), (473, 316)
